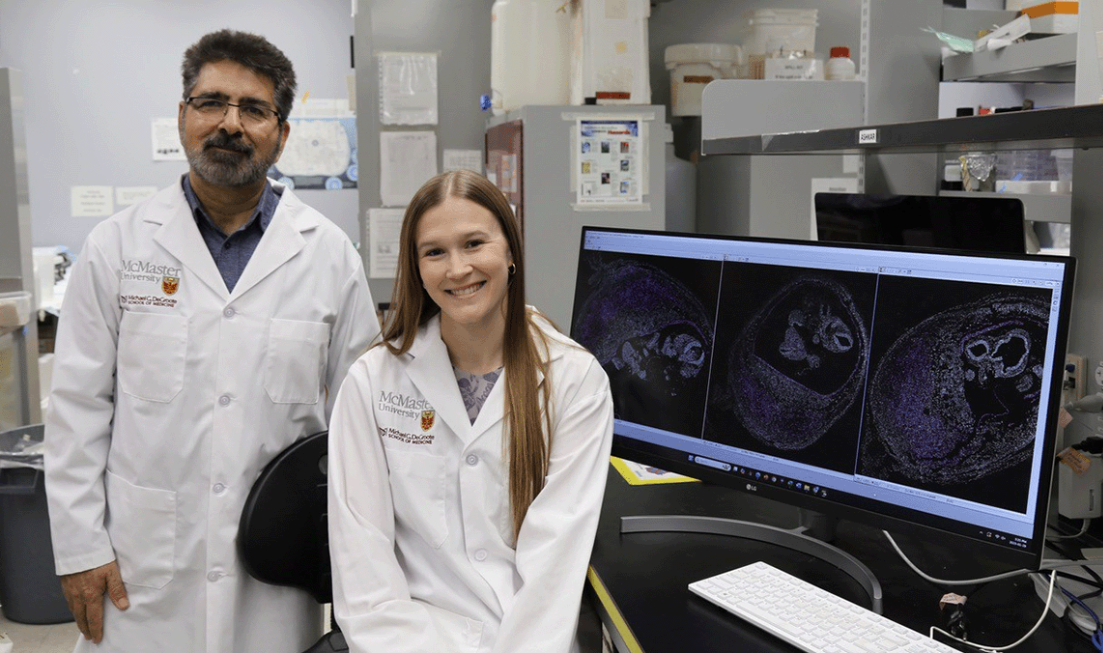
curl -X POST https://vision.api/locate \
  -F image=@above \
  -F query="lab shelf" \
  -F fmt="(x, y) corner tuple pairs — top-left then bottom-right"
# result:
(939, 190), (1071, 223)
(942, 33), (1076, 83)
(700, 103), (1103, 156)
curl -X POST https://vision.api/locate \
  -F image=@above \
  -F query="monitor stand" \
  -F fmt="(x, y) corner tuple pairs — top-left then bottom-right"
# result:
(620, 511), (883, 614)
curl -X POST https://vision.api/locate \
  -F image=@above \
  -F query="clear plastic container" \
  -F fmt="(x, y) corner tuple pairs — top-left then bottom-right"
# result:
(665, 43), (743, 116)
(742, 8), (818, 79)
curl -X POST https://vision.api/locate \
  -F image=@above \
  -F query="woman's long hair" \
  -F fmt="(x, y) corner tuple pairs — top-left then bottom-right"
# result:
(381, 170), (552, 540)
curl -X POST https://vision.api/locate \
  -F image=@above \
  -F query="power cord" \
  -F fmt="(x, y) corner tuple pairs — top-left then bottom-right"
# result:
(929, 570), (1057, 652)
(1049, 519), (1092, 541)
(881, 531), (1103, 650)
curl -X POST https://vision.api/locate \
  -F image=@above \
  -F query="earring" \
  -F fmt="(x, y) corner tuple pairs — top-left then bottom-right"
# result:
(508, 263), (516, 276)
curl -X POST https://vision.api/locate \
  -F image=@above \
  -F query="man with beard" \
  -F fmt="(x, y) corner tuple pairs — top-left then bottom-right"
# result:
(43, 30), (378, 653)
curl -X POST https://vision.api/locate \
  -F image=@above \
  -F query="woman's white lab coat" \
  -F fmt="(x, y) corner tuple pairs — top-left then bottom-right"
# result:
(328, 314), (614, 653)
(44, 181), (377, 653)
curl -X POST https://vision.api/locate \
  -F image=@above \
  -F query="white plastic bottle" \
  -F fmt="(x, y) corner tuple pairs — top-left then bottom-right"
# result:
(825, 46), (856, 81)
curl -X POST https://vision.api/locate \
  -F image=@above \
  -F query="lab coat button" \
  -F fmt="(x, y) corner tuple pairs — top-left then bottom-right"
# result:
(207, 571), (222, 582)
(474, 549), (488, 561)
(219, 395), (231, 406)
(223, 307), (235, 318)
(213, 483), (226, 495)
(465, 454), (479, 466)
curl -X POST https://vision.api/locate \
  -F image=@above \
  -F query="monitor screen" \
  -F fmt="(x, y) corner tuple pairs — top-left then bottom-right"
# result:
(570, 227), (1075, 569)
(815, 192), (1026, 254)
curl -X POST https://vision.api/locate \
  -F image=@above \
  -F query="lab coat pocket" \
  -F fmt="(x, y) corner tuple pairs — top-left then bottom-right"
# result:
(385, 449), (449, 549)
(117, 311), (188, 403)
(263, 319), (329, 404)
(104, 470), (177, 589)
(422, 602), (484, 652)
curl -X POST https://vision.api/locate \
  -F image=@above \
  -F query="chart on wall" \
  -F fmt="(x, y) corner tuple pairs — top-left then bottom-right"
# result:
(576, 119), (642, 206)
(269, 115), (358, 190)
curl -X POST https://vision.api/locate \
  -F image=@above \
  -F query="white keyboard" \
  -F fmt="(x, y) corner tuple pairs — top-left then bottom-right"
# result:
(688, 561), (958, 653)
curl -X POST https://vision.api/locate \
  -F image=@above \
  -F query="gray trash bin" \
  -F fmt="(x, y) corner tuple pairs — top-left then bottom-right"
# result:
(0, 424), (72, 624)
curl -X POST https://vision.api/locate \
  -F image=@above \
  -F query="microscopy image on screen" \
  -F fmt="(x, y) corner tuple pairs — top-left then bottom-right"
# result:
(704, 263), (877, 472)
(858, 276), (1053, 513)
(571, 252), (722, 437)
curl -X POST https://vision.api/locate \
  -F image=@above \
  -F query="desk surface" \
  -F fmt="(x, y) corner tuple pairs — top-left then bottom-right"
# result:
(588, 466), (1093, 653)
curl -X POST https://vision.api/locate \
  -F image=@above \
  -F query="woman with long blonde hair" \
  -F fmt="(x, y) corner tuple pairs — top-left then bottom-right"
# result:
(328, 170), (614, 653)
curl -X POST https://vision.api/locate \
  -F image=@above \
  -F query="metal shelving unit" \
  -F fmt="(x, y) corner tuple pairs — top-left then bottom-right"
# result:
(942, 33), (1077, 83)
(701, 104), (1103, 156)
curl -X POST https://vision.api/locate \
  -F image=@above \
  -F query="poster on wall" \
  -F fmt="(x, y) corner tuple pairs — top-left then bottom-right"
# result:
(378, 52), (438, 126)
(269, 113), (358, 190)
(576, 119), (642, 205)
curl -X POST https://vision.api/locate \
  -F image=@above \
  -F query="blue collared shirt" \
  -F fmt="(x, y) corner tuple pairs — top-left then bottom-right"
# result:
(182, 174), (281, 292)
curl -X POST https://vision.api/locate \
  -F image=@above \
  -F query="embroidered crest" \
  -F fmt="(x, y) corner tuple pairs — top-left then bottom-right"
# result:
(162, 276), (180, 296)
(421, 410), (435, 432)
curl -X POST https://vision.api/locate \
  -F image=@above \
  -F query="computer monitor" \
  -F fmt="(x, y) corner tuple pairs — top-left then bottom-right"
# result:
(815, 192), (1026, 254)
(570, 226), (1074, 570)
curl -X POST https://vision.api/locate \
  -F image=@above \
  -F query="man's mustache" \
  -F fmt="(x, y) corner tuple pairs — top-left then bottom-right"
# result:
(203, 133), (253, 155)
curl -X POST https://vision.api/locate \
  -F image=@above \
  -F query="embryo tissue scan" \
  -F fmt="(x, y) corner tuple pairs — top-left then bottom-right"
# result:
(571, 254), (721, 436)
(859, 277), (1052, 512)
(705, 265), (876, 472)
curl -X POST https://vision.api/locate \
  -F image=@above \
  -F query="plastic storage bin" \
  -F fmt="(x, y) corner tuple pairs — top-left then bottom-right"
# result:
(0, 424), (72, 624)
(665, 43), (743, 116)
(569, 0), (651, 105)
(742, 8), (818, 80)
(490, 0), (570, 114)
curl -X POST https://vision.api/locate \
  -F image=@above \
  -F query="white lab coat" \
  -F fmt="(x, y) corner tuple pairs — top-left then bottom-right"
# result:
(44, 181), (378, 653)
(328, 314), (613, 653)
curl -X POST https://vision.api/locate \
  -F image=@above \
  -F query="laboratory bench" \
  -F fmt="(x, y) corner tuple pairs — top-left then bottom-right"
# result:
(587, 464), (1096, 653)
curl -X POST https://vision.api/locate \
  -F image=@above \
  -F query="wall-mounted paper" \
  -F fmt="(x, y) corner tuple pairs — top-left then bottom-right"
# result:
(368, 207), (405, 278)
(151, 117), (185, 161)
(378, 52), (438, 125)
(380, 131), (437, 207)
(72, 186), (114, 217)
(271, 116), (358, 190)
(116, 186), (158, 206)
(575, 119), (643, 205)
(443, 149), (483, 174)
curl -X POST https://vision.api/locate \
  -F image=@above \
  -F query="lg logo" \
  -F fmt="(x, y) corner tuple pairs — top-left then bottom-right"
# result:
(746, 483), (757, 492)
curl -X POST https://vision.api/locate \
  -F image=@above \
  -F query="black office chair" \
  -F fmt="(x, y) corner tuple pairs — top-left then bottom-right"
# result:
(239, 431), (349, 653)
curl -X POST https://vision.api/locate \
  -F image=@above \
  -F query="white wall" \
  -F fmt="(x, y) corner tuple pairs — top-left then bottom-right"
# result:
(0, 0), (358, 254)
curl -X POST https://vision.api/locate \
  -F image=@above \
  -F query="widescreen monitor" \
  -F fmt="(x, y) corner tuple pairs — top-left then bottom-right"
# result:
(570, 227), (1074, 569)
(815, 192), (1026, 254)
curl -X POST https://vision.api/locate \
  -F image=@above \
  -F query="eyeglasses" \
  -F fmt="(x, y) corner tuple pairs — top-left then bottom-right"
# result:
(185, 97), (280, 125)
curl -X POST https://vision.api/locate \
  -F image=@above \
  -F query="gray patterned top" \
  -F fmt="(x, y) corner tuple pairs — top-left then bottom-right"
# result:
(454, 366), (503, 424)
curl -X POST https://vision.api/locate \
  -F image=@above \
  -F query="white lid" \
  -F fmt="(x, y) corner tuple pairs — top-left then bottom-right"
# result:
(743, 8), (819, 26)
(665, 43), (743, 66)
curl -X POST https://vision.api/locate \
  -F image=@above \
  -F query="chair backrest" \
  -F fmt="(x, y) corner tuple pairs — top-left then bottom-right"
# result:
(238, 431), (332, 604)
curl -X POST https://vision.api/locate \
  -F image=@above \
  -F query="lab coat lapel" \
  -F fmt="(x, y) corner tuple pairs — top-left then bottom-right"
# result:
(151, 186), (230, 301)
(407, 318), (475, 444)
(230, 188), (313, 300)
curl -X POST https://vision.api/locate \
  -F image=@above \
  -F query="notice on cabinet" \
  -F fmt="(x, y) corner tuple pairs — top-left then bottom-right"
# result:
(575, 119), (643, 206)
(368, 208), (404, 279)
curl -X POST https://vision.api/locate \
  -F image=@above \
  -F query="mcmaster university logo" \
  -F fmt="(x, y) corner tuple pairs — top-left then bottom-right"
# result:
(162, 276), (180, 296)
(421, 410), (435, 432)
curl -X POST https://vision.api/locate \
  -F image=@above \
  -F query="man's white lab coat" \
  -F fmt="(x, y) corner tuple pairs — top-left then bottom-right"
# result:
(45, 181), (377, 653)
(329, 314), (613, 653)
